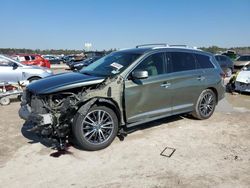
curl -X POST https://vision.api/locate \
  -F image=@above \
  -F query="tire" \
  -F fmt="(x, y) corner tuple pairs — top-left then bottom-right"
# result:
(0, 97), (10, 105)
(192, 89), (216, 120)
(72, 106), (118, 151)
(28, 77), (41, 83)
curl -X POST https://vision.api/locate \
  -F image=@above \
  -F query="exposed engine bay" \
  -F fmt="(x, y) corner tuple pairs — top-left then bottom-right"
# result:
(19, 76), (125, 149)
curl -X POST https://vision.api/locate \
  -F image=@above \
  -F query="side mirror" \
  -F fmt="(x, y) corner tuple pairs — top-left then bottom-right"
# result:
(131, 70), (148, 79)
(12, 63), (18, 70)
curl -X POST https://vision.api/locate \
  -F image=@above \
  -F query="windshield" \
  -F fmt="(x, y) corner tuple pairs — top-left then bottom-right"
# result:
(80, 51), (141, 76)
(0, 55), (24, 66)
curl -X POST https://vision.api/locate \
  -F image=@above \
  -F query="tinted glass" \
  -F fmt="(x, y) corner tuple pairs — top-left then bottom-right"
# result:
(134, 53), (165, 76)
(215, 56), (220, 61)
(196, 54), (214, 69)
(237, 56), (250, 61)
(81, 51), (141, 76)
(220, 56), (227, 61)
(168, 52), (196, 72)
(24, 56), (30, 61)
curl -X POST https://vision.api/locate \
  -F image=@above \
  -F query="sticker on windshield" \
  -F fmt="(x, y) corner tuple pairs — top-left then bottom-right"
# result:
(110, 62), (123, 70)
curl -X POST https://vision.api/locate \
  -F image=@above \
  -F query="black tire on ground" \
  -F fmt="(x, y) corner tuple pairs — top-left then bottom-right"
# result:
(192, 89), (216, 120)
(72, 106), (118, 151)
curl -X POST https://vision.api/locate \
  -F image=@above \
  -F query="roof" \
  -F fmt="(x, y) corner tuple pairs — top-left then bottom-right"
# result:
(118, 44), (204, 54)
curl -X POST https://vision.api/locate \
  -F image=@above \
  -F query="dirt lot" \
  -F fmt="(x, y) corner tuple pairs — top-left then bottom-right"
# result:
(0, 73), (250, 187)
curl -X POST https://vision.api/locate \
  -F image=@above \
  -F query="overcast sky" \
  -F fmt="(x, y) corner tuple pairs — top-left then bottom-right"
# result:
(1, 0), (250, 50)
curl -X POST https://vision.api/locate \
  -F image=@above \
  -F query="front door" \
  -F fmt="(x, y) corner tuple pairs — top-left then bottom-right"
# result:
(124, 52), (172, 123)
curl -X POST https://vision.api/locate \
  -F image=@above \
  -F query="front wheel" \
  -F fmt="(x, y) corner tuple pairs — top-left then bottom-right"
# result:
(72, 106), (118, 151)
(192, 89), (216, 120)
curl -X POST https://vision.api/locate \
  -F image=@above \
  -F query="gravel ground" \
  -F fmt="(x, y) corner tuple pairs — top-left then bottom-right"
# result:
(0, 75), (250, 188)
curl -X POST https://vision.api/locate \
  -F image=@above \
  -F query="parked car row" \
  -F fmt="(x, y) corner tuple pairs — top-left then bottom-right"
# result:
(215, 54), (250, 77)
(12, 54), (51, 68)
(0, 55), (53, 83)
(67, 56), (103, 70)
(42, 55), (63, 64)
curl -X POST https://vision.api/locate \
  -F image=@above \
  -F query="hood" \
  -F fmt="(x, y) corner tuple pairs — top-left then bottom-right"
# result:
(27, 72), (105, 94)
(234, 61), (250, 66)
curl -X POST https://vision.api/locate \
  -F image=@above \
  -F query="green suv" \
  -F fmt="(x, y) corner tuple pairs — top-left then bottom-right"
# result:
(19, 44), (225, 151)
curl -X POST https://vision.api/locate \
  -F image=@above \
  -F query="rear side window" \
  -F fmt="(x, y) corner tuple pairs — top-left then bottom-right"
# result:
(168, 52), (196, 73)
(220, 56), (227, 61)
(24, 56), (30, 61)
(195, 54), (214, 69)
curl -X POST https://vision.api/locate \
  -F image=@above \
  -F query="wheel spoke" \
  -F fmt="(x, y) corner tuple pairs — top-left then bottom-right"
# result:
(99, 130), (105, 140)
(101, 122), (113, 127)
(84, 121), (95, 126)
(86, 115), (96, 124)
(98, 110), (101, 124)
(84, 129), (95, 137)
(87, 130), (96, 141)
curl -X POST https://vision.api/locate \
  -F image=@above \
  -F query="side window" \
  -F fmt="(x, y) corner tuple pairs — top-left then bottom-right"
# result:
(24, 56), (30, 61)
(168, 52), (196, 73)
(30, 56), (35, 60)
(0, 57), (13, 66)
(215, 56), (220, 61)
(195, 54), (214, 69)
(134, 53), (165, 77)
(220, 56), (227, 61)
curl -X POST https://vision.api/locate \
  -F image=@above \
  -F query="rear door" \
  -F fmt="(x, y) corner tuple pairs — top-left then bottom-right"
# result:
(166, 51), (206, 114)
(124, 52), (173, 123)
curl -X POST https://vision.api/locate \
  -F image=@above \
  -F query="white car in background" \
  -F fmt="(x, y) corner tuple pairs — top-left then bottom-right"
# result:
(235, 65), (250, 93)
(0, 54), (53, 83)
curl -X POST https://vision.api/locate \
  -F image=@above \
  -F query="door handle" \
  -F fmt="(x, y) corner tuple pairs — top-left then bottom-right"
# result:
(160, 82), (171, 88)
(197, 76), (205, 81)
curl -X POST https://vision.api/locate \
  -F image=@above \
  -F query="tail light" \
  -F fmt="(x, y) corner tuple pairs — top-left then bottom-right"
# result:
(220, 72), (226, 79)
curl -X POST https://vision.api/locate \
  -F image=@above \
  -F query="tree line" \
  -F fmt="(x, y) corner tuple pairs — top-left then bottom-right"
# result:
(0, 46), (249, 55)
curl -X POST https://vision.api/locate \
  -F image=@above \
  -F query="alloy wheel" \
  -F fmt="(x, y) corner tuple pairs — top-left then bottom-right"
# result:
(82, 110), (114, 145)
(199, 92), (215, 117)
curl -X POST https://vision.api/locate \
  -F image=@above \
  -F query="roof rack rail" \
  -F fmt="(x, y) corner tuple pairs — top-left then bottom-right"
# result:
(168, 45), (188, 47)
(136, 43), (167, 48)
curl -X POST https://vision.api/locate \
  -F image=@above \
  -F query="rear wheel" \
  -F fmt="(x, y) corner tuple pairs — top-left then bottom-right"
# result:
(72, 106), (118, 151)
(192, 89), (216, 120)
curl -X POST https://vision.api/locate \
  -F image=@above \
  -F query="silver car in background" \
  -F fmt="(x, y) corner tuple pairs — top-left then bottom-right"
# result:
(0, 54), (53, 82)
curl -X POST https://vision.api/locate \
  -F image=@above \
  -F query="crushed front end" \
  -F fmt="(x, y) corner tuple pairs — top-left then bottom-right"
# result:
(19, 89), (81, 148)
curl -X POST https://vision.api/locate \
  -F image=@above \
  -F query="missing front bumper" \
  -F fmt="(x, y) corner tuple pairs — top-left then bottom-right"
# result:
(19, 105), (53, 125)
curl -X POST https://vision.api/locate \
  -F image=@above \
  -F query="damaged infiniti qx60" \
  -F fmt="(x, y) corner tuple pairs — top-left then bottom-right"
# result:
(19, 44), (225, 151)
